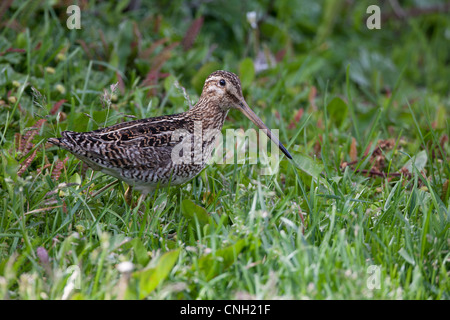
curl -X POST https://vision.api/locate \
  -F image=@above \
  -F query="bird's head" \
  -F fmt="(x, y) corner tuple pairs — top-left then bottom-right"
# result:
(200, 70), (292, 159)
(201, 70), (244, 110)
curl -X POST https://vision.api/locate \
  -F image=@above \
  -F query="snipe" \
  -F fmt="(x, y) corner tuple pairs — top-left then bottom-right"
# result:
(48, 70), (292, 203)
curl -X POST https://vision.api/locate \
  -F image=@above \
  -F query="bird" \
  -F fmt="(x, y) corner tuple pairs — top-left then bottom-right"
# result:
(48, 70), (292, 205)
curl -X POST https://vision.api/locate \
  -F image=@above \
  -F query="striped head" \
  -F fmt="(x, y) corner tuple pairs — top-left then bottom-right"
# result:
(200, 70), (292, 159)
(200, 70), (244, 111)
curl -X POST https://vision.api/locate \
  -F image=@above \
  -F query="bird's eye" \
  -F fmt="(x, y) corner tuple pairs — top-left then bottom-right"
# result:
(219, 79), (226, 86)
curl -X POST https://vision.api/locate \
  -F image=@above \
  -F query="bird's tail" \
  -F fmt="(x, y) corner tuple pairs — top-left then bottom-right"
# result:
(47, 131), (79, 151)
(47, 137), (63, 146)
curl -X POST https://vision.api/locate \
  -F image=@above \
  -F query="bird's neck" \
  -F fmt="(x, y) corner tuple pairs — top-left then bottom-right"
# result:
(188, 97), (229, 131)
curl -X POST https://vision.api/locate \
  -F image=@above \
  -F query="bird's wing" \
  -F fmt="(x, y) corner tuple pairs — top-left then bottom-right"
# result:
(50, 116), (192, 170)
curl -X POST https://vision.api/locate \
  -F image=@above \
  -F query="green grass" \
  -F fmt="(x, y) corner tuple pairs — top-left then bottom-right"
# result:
(0, 0), (449, 299)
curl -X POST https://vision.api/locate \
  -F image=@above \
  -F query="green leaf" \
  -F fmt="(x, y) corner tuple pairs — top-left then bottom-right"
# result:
(398, 248), (415, 265)
(403, 150), (428, 173)
(291, 153), (324, 179)
(164, 75), (186, 108)
(69, 173), (81, 186)
(181, 199), (213, 228)
(238, 58), (255, 89)
(114, 21), (133, 71)
(128, 249), (180, 299)
(435, 105), (446, 129)
(195, 240), (246, 281)
(327, 97), (348, 128)
(1, 151), (19, 183)
(131, 238), (149, 267)
(153, 193), (168, 216)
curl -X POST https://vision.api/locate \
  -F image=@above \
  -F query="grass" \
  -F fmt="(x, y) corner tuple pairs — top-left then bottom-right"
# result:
(0, 0), (449, 299)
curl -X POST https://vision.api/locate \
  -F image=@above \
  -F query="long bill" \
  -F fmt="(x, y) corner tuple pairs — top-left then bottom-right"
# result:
(238, 100), (292, 159)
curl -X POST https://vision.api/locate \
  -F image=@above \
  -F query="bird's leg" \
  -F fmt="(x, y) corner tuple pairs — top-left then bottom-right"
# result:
(124, 185), (133, 206)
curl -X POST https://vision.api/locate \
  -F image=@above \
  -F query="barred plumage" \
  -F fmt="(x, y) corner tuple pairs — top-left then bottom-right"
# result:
(48, 70), (292, 199)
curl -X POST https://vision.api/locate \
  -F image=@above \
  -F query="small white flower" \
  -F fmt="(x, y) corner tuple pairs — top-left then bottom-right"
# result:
(55, 84), (66, 94)
(70, 232), (80, 240)
(246, 11), (257, 29)
(56, 53), (66, 61)
(117, 261), (134, 273)
(185, 246), (197, 253)
(45, 67), (55, 74)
